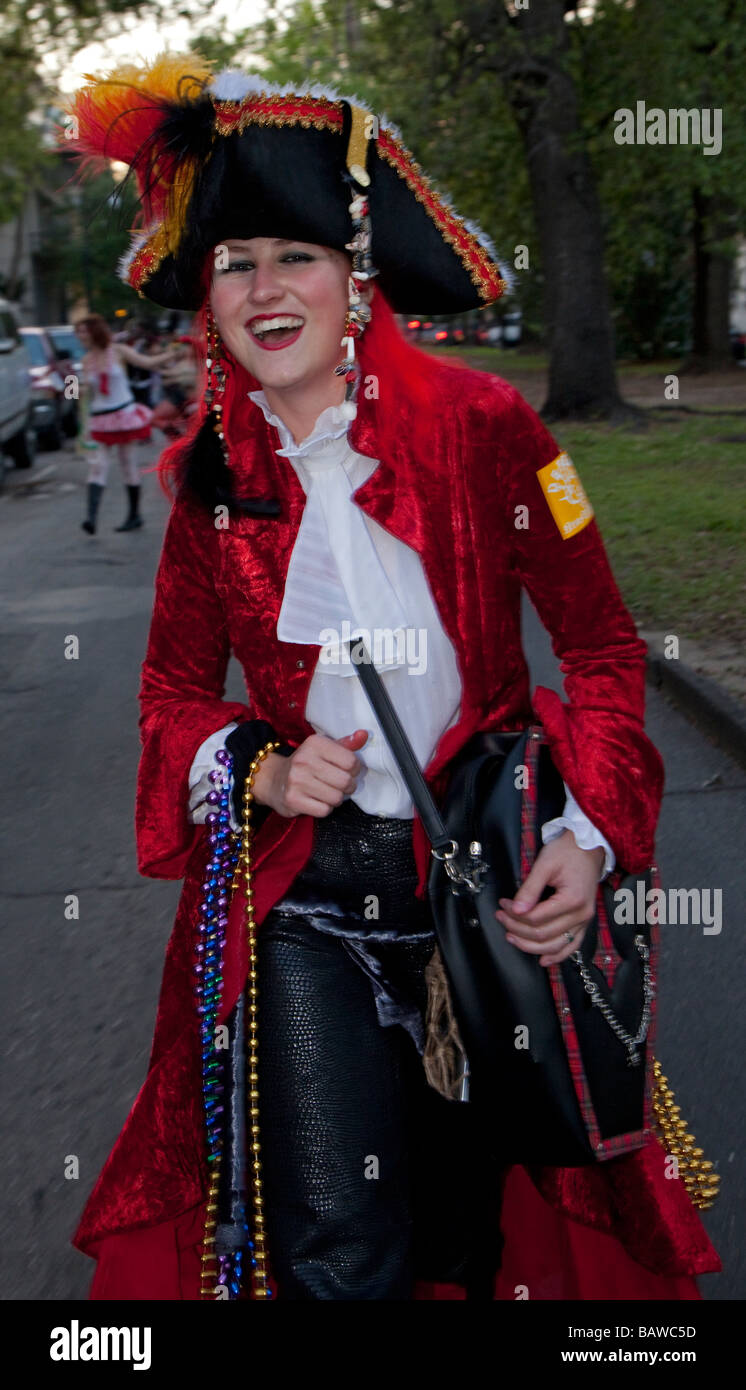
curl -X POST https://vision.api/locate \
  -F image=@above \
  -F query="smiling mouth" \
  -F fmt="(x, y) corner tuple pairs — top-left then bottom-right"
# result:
(247, 315), (305, 347)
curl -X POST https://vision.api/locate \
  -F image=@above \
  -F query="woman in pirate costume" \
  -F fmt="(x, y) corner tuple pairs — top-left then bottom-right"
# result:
(63, 55), (720, 1301)
(73, 311), (176, 533)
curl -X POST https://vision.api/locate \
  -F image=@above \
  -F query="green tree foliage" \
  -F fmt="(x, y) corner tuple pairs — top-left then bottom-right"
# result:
(0, 0), (169, 227)
(19, 0), (743, 365)
(0, 20), (51, 226)
(0, 0), (172, 313)
(38, 158), (159, 321)
(245, 0), (745, 374)
(581, 0), (746, 365)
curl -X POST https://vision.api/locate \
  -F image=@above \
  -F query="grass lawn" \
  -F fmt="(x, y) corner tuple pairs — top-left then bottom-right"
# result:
(554, 415), (746, 644)
(434, 345), (551, 374)
(434, 345), (690, 377)
(428, 346), (745, 643)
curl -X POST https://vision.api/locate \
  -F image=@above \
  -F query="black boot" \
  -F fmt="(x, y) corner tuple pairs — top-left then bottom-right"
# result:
(115, 484), (143, 532)
(81, 482), (104, 535)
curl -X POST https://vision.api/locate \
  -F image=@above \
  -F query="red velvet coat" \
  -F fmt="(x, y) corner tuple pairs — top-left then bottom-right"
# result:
(74, 365), (720, 1299)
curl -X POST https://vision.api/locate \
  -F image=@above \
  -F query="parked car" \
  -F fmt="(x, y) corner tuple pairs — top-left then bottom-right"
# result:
(416, 321), (452, 344)
(501, 310), (523, 347)
(474, 323), (503, 346)
(0, 299), (36, 483)
(47, 324), (84, 379)
(19, 327), (79, 449)
(730, 329), (746, 364)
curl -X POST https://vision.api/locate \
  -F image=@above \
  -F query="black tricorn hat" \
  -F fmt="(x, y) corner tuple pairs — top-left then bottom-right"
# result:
(62, 55), (507, 314)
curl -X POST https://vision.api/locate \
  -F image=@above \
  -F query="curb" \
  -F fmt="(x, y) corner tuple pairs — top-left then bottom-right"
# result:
(646, 653), (746, 772)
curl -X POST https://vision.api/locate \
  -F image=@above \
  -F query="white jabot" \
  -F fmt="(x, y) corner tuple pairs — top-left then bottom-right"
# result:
(248, 387), (462, 813)
(248, 389), (409, 669)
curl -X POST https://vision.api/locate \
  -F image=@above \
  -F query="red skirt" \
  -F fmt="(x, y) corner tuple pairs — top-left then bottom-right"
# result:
(85, 1167), (709, 1302)
(89, 401), (153, 445)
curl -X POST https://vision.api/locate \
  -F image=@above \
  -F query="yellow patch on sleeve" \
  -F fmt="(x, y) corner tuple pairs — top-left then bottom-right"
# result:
(536, 452), (594, 539)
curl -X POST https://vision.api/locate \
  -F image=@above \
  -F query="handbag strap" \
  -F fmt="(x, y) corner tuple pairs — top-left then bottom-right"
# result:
(345, 636), (455, 857)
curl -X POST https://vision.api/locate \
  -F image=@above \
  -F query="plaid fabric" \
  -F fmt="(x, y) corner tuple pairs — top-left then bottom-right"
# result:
(545, 958), (604, 1156)
(592, 883), (619, 986)
(643, 862), (662, 1137)
(520, 726), (541, 882)
(520, 727), (652, 1162)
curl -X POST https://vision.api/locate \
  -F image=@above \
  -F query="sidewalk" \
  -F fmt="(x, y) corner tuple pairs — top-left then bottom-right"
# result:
(643, 631), (746, 772)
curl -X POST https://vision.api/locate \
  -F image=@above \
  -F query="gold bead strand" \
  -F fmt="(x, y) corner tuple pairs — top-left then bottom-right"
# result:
(240, 741), (280, 1299)
(650, 1059), (721, 1210)
(199, 1166), (221, 1298)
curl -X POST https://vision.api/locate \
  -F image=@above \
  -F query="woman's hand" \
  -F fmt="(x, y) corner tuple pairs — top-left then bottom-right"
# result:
(117, 341), (180, 371)
(496, 830), (605, 967)
(251, 730), (368, 818)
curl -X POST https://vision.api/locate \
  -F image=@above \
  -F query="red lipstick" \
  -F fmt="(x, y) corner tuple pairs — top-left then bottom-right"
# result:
(245, 314), (304, 351)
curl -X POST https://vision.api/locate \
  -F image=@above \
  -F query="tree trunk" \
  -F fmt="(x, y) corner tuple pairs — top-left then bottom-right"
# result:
(344, 0), (362, 53)
(690, 188), (735, 372)
(498, 0), (629, 419)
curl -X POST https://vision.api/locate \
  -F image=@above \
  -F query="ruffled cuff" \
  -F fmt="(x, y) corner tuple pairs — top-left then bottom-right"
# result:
(188, 720), (296, 834)
(541, 783), (615, 880)
(188, 722), (241, 830)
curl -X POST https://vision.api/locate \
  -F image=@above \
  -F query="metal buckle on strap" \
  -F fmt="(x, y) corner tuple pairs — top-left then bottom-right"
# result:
(432, 838), (489, 894)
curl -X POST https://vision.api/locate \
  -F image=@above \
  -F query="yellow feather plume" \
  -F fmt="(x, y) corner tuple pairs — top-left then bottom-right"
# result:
(63, 52), (217, 253)
(80, 51), (215, 104)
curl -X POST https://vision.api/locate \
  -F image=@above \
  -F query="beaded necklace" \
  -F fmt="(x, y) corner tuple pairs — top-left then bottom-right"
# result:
(195, 743), (280, 1299)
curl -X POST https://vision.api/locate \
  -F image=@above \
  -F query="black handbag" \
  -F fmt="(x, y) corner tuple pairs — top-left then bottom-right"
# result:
(347, 637), (657, 1167)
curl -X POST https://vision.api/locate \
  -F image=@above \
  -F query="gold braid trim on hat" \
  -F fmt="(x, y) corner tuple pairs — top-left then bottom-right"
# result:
(375, 128), (506, 305)
(212, 92), (341, 138)
(129, 223), (172, 295)
(127, 90), (506, 306)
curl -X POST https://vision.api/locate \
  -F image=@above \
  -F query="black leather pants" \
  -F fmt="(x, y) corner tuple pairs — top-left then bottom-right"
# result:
(254, 800), (502, 1301)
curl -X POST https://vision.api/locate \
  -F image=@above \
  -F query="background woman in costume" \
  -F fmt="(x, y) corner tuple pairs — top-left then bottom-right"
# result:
(74, 312), (176, 533)
(150, 335), (200, 439)
(63, 58), (720, 1301)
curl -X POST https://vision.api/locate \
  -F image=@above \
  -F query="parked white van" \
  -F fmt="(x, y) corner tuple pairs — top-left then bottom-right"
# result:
(0, 298), (36, 484)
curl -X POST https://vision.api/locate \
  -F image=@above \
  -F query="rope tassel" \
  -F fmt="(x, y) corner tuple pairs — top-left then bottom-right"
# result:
(422, 943), (469, 1102)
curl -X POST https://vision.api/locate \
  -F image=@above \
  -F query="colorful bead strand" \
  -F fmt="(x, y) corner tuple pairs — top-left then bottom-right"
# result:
(196, 742), (280, 1300)
(196, 749), (239, 1299)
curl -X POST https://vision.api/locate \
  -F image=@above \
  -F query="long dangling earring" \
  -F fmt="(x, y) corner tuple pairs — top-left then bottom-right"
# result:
(205, 307), (229, 461)
(336, 187), (377, 419)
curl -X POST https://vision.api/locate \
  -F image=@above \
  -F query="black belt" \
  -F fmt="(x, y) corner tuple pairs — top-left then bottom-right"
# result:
(89, 398), (137, 415)
(271, 796), (435, 940)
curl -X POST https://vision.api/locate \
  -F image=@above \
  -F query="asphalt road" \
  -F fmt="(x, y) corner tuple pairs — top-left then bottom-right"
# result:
(1, 439), (743, 1300)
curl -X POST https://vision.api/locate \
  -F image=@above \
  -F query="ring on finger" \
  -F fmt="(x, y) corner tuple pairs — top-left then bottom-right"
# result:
(564, 930), (575, 944)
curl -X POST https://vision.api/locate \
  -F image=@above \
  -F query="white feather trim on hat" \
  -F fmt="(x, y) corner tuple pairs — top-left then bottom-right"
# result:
(209, 67), (376, 116)
(462, 219), (514, 291)
(117, 228), (154, 285)
(209, 69), (256, 103)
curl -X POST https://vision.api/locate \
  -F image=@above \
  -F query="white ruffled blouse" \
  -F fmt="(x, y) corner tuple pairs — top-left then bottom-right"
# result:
(188, 389), (613, 875)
